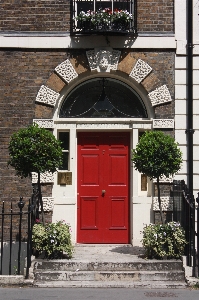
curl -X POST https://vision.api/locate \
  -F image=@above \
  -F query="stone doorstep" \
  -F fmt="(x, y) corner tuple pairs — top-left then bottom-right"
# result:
(32, 260), (184, 272)
(33, 270), (185, 282)
(31, 245), (187, 288)
(33, 280), (187, 289)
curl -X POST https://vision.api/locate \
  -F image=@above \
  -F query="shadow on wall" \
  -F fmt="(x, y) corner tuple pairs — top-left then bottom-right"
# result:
(0, 242), (27, 275)
(70, 34), (138, 48)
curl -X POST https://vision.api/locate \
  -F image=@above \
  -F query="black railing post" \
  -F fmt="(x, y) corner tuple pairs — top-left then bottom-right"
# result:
(173, 180), (184, 225)
(70, 0), (74, 35)
(134, 0), (137, 31)
(0, 201), (4, 275)
(172, 180), (198, 276)
(196, 192), (199, 277)
(26, 199), (32, 279)
(191, 195), (196, 277)
(9, 203), (13, 275)
(0, 196), (35, 276)
(17, 197), (24, 275)
(187, 193), (192, 266)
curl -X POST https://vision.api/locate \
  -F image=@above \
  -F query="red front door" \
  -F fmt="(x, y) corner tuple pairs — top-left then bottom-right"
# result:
(77, 132), (130, 243)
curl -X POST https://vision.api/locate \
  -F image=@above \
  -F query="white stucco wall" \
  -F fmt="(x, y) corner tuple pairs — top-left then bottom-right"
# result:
(175, 0), (199, 196)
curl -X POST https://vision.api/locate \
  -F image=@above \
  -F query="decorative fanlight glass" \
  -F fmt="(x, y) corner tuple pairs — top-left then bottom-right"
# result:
(59, 77), (147, 118)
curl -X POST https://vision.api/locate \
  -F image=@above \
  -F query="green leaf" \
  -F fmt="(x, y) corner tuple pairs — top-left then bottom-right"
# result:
(132, 131), (182, 179)
(8, 124), (63, 178)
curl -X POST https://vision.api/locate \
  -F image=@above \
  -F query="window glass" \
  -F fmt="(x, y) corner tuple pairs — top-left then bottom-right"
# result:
(59, 132), (69, 150)
(60, 78), (147, 118)
(59, 132), (69, 170)
(61, 152), (69, 170)
(76, 0), (132, 14)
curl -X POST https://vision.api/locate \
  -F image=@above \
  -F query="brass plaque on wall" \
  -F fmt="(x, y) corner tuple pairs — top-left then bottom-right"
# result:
(58, 172), (72, 185)
(141, 174), (147, 191)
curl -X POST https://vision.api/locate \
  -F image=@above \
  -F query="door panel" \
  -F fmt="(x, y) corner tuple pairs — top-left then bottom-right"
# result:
(109, 197), (126, 228)
(109, 154), (127, 185)
(80, 196), (99, 229)
(81, 155), (100, 185)
(77, 132), (130, 243)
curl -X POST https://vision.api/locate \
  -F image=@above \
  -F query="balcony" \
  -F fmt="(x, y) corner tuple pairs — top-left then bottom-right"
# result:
(70, 0), (137, 35)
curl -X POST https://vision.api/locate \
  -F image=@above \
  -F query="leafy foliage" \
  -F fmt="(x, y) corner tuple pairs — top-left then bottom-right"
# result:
(142, 222), (187, 259)
(132, 131), (182, 179)
(75, 8), (133, 25)
(132, 131), (182, 224)
(32, 220), (74, 259)
(8, 124), (63, 178)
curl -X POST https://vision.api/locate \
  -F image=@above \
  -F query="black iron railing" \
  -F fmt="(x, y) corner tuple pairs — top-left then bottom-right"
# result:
(173, 180), (199, 277)
(0, 192), (36, 278)
(70, 0), (137, 35)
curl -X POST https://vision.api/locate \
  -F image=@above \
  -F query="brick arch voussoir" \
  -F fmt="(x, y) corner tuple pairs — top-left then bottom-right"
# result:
(117, 52), (173, 108)
(34, 52), (172, 119)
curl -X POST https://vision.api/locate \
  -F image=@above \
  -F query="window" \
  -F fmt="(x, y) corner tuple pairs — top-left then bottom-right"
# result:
(139, 131), (145, 140)
(59, 132), (69, 170)
(141, 174), (147, 191)
(60, 78), (147, 118)
(71, 0), (136, 34)
(138, 131), (152, 197)
(75, 0), (133, 15)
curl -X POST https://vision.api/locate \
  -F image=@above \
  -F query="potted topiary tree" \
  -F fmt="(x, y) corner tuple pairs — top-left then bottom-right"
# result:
(132, 130), (182, 224)
(8, 123), (63, 223)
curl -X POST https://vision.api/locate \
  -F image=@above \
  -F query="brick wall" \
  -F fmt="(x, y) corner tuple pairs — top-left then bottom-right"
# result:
(0, 49), (68, 203)
(118, 50), (175, 119)
(137, 0), (174, 32)
(0, 0), (174, 32)
(0, 49), (69, 238)
(0, 0), (70, 32)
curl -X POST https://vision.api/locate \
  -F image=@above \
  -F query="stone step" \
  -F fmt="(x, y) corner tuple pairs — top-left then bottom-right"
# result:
(33, 280), (187, 289)
(31, 245), (187, 288)
(33, 270), (185, 282)
(32, 259), (184, 272)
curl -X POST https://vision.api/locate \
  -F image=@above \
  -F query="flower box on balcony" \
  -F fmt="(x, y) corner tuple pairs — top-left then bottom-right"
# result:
(74, 8), (135, 35)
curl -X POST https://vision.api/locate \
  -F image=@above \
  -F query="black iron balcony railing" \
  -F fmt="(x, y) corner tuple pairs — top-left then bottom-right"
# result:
(70, 0), (137, 35)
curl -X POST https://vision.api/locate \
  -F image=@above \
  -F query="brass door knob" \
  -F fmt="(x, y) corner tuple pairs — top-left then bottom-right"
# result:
(102, 190), (106, 195)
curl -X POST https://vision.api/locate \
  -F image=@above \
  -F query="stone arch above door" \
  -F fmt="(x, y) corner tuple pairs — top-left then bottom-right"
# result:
(33, 48), (175, 205)
(35, 48), (173, 119)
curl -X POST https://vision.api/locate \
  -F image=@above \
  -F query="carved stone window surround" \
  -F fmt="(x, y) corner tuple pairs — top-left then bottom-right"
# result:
(36, 85), (59, 107)
(148, 85), (172, 107)
(153, 119), (174, 129)
(86, 48), (121, 72)
(32, 172), (54, 184)
(39, 197), (54, 212)
(153, 175), (174, 183)
(33, 119), (54, 129)
(129, 59), (152, 83)
(153, 196), (173, 211)
(55, 59), (78, 84)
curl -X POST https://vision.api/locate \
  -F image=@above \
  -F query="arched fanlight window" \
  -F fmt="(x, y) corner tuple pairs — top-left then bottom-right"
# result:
(59, 77), (147, 118)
